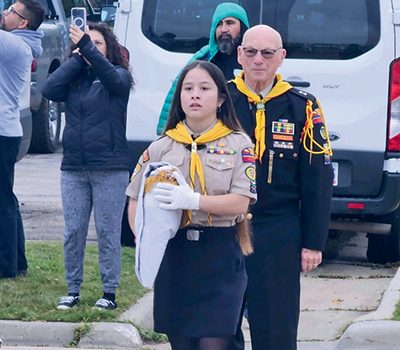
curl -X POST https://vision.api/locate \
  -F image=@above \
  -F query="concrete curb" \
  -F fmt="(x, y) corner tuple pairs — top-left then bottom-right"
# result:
(79, 322), (142, 349)
(335, 267), (400, 350)
(0, 321), (76, 347)
(0, 320), (142, 349)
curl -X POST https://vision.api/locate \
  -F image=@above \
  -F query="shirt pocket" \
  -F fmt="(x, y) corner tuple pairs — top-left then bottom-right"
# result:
(272, 150), (299, 185)
(205, 155), (235, 193)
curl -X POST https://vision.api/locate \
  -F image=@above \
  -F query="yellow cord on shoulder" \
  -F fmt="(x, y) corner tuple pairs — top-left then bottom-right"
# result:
(301, 99), (333, 163)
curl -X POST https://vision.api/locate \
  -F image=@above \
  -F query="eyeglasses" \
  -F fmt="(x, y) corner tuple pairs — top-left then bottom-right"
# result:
(242, 47), (283, 59)
(6, 5), (27, 21)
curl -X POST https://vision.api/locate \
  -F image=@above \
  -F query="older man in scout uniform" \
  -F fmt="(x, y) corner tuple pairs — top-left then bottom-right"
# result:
(228, 25), (334, 350)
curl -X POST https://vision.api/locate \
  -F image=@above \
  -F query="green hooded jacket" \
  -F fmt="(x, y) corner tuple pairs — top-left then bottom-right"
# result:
(156, 2), (249, 135)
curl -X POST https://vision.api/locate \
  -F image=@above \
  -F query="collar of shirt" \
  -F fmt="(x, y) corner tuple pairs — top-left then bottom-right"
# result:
(246, 81), (274, 109)
(183, 119), (218, 138)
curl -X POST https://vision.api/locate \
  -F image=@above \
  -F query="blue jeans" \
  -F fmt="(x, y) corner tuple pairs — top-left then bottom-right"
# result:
(61, 170), (129, 294)
(0, 136), (27, 278)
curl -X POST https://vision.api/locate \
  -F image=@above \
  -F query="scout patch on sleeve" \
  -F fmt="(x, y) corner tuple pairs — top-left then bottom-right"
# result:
(272, 121), (295, 135)
(130, 163), (142, 181)
(320, 125), (327, 140)
(323, 143), (331, 165)
(142, 149), (150, 163)
(250, 181), (257, 194)
(245, 166), (257, 193)
(241, 147), (255, 163)
(312, 108), (324, 124)
(245, 166), (256, 181)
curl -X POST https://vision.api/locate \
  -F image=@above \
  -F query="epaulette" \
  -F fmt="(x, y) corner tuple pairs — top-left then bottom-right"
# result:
(289, 88), (316, 102)
(155, 135), (167, 141)
(231, 130), (253, 144)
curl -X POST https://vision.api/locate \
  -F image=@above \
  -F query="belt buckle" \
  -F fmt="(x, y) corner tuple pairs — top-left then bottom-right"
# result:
(186, 229), (200, 241)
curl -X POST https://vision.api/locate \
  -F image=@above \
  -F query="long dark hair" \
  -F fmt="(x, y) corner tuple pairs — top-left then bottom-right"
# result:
(88, 22), (129, 70)
(164, 61), (242, 132)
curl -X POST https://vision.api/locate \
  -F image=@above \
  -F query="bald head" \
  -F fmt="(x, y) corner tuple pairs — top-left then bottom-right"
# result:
(237, 24), (286, 92)
(242, 25), (283, 48)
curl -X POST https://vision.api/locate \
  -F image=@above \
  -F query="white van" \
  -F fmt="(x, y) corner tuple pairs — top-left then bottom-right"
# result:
(113, 0), (400, 263)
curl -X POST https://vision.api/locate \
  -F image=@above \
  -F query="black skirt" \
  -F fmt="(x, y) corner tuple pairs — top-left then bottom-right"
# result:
(153, 225), (247, 337)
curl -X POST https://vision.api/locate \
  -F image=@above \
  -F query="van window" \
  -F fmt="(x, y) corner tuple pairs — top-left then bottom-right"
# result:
(62, 0), (92, 17)
(142, 0), (380, 60)
(272, 0), (380, 59)
(142, 0), (227, 53)
(142, 0), (260, 53)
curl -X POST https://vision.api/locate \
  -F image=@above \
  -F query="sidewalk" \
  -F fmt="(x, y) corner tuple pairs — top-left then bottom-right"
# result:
(1, 267), (399, 350)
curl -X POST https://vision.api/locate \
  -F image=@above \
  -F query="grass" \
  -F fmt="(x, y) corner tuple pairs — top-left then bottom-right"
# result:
(70, 322), (92, 346)
(136, 325), (169, 343)
(0, 241), (147, 322)
(395, 301), (400, 321)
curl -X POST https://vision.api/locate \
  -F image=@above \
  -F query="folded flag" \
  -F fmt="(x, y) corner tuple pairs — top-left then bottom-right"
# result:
(134, 162), (183, 288)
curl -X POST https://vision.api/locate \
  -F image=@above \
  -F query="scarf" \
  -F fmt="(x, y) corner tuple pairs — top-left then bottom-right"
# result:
(166, 120), (232, 223)
(232, 72), (292, 161)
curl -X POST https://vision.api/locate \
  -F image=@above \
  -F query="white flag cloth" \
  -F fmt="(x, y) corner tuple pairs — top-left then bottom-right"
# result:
(134, 162), (183, 288)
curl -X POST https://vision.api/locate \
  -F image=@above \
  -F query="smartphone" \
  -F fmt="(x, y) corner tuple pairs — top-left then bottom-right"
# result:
(71, 7), (87, 32)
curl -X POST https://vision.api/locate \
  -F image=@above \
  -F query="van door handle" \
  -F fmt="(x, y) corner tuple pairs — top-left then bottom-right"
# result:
(285, 80), (311, 88)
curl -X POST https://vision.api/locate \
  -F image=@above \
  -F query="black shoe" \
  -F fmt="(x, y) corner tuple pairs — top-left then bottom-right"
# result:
(94, 298), (117, 310)
(57, 295), (80, 310)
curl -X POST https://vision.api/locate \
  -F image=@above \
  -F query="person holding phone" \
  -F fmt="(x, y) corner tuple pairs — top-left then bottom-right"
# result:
(42, 22), (133, 310)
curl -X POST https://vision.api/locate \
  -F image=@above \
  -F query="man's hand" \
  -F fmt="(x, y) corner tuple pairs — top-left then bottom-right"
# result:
(153, 171), (200, 210)
(301, 248), (322, 273)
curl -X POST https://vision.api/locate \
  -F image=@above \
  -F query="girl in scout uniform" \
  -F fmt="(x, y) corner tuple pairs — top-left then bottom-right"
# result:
(126, 61), (257, 350)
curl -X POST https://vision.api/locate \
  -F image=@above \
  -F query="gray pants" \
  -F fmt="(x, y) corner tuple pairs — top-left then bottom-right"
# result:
(61, 170), (129, 294)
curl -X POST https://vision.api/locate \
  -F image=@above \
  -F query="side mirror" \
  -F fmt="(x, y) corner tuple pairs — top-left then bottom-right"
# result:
(100, 5), (116, 24)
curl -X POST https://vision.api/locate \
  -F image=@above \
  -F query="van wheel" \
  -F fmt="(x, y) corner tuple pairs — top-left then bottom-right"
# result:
(367, 209), (400, 264)
(29, 97), (61, 153)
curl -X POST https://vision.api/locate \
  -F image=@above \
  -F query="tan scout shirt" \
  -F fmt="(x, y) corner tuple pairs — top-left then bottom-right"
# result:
(126, 130), (257, 227)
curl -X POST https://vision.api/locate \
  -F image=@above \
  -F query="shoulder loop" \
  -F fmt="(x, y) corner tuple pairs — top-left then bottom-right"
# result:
(154, 135), (168, 142)
(290, 88), (316, 102)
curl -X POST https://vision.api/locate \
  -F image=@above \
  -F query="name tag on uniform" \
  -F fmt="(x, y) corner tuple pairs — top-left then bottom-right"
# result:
(272, 121), (295, 135)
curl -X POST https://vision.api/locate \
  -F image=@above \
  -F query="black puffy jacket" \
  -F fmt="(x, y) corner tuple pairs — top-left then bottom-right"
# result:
(42, 34), (132, 171)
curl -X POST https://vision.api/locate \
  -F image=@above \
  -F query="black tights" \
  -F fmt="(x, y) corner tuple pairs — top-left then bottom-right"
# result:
(168, 334), (232, 350)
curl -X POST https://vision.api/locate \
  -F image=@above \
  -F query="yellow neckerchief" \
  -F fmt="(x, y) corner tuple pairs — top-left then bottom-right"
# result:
(166, 120), (232, 223)
(232, 72), (292, 161)
(301, 99), (333, 163)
